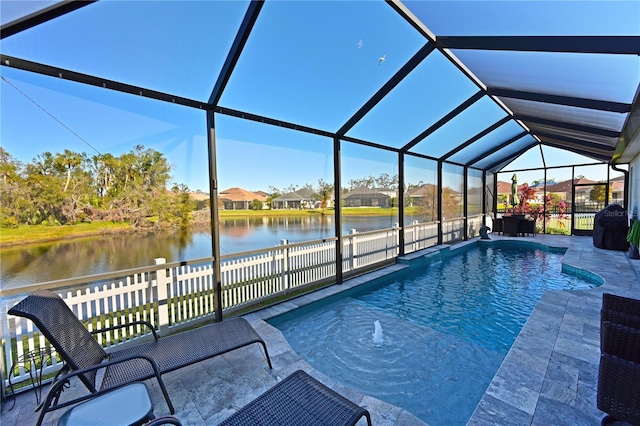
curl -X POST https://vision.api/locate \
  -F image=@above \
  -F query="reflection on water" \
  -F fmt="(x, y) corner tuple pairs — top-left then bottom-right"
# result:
(1, 215), (402, 289)
(1, 229), (202, 289)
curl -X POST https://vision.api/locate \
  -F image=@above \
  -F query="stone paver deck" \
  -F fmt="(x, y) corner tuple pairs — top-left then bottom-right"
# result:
(2, 234), (638, 425)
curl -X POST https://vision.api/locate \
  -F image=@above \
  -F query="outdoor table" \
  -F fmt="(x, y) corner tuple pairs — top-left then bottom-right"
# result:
(58, 382), (154, 426)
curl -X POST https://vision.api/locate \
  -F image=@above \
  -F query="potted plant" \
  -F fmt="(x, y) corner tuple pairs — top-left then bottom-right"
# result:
(627, 219), (640, 259)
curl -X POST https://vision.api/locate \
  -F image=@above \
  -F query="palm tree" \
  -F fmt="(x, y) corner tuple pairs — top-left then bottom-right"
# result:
(54, 149), (83, 192)
(316, 179), (333, 211)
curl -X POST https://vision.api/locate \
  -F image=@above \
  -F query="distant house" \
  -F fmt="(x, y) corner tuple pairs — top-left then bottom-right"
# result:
(189, 191), (210, 210)
(545, 178), (597, 209)
(219, 187), (265, 210)
(189, 191), (210, 201)
(254, 190), (269, 199)
(405, 184), (437, 207)
(610, 176), (625, 204)
(496, 181), (512, 205)
(272, 188), (317, 209)
(342, 187), (391, 207)
(373, 187), (397, 199)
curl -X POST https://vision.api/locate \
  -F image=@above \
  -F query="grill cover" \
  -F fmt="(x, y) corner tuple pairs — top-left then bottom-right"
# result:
(593, 204), (629, 251)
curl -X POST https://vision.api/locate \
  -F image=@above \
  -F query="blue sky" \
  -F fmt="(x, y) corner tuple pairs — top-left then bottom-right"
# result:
(1, 1), (637, 192)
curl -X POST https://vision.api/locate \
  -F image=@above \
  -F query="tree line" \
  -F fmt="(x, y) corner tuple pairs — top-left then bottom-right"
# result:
(0, 146), (194, 229)
(1, 143), (469, 229)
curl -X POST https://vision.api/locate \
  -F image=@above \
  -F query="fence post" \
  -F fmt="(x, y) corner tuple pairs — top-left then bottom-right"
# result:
(0, 306), (7, 404)
(280, 240), (289, 292)
(349, 229), (357, 270)
(393, 223), (400, 257)
(154, 258), (170, 336)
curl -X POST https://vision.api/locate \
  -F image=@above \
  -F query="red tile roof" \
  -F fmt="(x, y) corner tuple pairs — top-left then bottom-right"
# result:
(219, 187), (266, 202)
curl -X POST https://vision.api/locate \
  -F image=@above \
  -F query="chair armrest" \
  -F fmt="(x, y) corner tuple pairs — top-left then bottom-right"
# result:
(36, 354), (162, 426)
(91, 320), (159, 340)
(601, 309), (640, 330)
(603, 293), (640, 316)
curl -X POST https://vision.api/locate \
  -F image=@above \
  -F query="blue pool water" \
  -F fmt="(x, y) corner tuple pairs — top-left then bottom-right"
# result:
(269, 242), (601, 425)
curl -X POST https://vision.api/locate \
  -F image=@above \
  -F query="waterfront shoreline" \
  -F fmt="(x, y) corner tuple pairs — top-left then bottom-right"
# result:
(0, 207), (408, 248)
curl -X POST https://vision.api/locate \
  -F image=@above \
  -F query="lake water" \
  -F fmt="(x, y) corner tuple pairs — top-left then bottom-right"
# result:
(1, 215), (403, 289)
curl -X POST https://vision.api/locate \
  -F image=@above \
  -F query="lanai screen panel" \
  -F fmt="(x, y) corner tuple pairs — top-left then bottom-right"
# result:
(448, 120), (525, 165)
(498, 98), (628, 133)
(541, 146), (607, 168)
(403, 1), (640, 36)
(410, 96), (507, 159)
(452, 49), (639, 104)
(525, 123), (618, 148)
(346, 49), (479, 149)
(403, 0), (640, 167)
(472, 134), (537, 171)
(452, 49), (638, 154)
(404, 155), (439, 223)
(0, 1), (61, 24)
(219, 1), (425, 133)
(1, 1), (248, 100)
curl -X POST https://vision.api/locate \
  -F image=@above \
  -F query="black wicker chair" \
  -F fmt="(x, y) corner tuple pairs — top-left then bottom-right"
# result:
(597, 321), (640, 425)
(601, 309), (640, 330)
(502, 216), (522, 236)
(520, 219), (536, 236)
(601, 293), (640, 334)
(603, 293), (640, 316)
(8, 290), (272, 421)
(219, 370), (372, 426)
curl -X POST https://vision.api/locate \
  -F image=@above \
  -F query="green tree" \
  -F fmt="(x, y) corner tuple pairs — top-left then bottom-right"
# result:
(414, 184), (438, 221)
(441, 186), (462, 219)
(54, 149), (83, 192)
(315, 178), (333, 210)
(348, 175), (375, 190)
(0, 147), (21, 185)
(1, 145), (191, 229)
(266, 186), (281, 209)
(250, 199), (264, 210)
(0, 148), (28, 227)
(375, 173), (398, 189)
(589, 183), (611, 204)
(165, 184), (196, 228)
(90, 153), (117, 201)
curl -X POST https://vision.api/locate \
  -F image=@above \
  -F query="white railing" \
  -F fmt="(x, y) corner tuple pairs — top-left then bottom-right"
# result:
(442, 217), (465, 243)
(572, 212), (595, 230)
(2, 223), (439, 388)
(403, 221), (438, 253)
(467, 215), (483, 239)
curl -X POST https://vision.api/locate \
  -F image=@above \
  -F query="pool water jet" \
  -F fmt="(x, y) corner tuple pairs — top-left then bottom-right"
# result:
(372, 320), (384, 346)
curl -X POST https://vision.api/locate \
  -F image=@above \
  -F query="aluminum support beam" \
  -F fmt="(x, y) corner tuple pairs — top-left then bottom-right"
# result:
(1, 1), (96, 39)
(402, 90), (484, 152)
(208, 1), (263, 106)
(488, 87), (631, 113)
(436, 35), (640, 55)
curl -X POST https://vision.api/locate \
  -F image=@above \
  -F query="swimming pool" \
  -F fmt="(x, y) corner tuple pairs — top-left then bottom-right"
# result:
(268, 241), (602, 425)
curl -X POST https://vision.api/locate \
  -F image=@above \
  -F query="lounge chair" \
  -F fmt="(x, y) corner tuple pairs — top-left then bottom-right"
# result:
(8, 289), (272, 422)
(219, 369), (372, 426)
